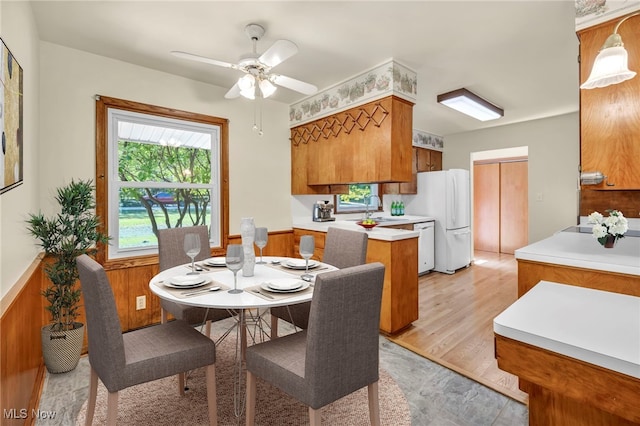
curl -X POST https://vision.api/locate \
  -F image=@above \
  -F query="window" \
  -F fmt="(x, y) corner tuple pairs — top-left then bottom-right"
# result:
(334, 184), (381, 214)
(96, 96), (229, 262)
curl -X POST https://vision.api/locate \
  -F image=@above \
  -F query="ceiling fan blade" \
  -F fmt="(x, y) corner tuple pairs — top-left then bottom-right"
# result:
(271, 74), (318, 95)
(171, 50), (237, 69)
(224, 82), (242, 99)
(259, 40), (298, 68)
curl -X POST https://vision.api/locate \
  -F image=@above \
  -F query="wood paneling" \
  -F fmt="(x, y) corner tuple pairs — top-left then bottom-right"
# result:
(1, 257), (47, 425)
(474, 163), (500, 252)
(579, 13), (640, 190)
(496, 335), (640, 424)
(517, 259), (640, 297)
(579, 189), (640, 220)
(499, 161), (528, 254)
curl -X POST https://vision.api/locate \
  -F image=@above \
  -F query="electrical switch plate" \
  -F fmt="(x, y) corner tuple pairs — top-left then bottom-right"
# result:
(136, 295), (146, 310)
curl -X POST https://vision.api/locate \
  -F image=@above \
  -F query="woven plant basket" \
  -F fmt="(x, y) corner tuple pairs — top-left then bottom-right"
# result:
(41, 323), (84, 374)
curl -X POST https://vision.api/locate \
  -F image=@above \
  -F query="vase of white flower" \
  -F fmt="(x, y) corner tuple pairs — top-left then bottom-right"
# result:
(588, 210), (628, 248)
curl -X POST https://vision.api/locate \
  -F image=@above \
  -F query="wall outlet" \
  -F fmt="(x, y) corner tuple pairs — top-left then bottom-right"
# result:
(136, 295), (146, 310)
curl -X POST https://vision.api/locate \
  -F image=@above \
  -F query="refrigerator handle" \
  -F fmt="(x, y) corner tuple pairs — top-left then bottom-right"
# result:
(452, 175), (457, 225)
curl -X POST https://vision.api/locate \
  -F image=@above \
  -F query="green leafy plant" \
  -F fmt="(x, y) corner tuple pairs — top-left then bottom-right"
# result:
(26, 179), (110, 332)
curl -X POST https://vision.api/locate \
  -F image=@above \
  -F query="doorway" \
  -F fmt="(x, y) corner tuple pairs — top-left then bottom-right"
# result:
(471, 148), (528, 255)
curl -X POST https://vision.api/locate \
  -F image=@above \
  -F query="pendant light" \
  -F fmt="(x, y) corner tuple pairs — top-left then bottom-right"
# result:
(580, 12), (639, 89)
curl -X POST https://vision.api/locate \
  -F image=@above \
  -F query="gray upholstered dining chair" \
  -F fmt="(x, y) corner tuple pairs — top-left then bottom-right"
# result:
(270, 227), (368, 337)
(158, 226), (234, 337)
(76, 254), (217, 426)
(245, 262), (385, 426)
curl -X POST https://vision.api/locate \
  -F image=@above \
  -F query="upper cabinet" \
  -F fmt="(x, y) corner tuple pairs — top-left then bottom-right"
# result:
(383, 147), (442, 194)
(579, 13), (640, 189)
(291, 95), (414, 194)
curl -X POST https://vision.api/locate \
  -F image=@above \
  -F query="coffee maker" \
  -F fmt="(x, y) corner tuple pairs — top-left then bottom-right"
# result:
(312, 200), (335, 222)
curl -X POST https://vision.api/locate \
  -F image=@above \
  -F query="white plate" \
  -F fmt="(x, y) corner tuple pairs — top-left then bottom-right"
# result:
(264, 278), (304, 291)
(168, 275), (206, 287)
(163, 276), (211, 289)
(204, 257), (227, 267)
(282, 259), (319, 270)
(260, 281), (310, 293)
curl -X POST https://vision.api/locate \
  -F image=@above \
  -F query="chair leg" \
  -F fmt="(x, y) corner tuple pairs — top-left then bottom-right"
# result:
(368, 381), (380, 426)
(309, 407), (322, 426)
(161, 307), (168, 324)
(270, 315), (279, 339)
(178, 372), (186, 396)
(205, 320), (212, 338)
(85, 366), (98, 426)
(246, 371), (257, 426)
(106, 391), (119, 426)
(205, 364), (217, 426)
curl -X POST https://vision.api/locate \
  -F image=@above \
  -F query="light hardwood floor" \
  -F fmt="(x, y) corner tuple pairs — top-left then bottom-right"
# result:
(388, 250), (528, 404)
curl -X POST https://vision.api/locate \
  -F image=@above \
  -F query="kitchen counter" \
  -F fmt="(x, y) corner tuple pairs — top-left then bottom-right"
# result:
(293, 215), (434, 242)
(494, 280), (640, 425)
(515, 229), (640, 276)
(495, 280), (640, 379)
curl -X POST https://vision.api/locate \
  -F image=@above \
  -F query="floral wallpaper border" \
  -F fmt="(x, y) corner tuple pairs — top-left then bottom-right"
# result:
(413, 129), (444, 152)
(575, 0), (640, 30)
(289, 59), (417, 127)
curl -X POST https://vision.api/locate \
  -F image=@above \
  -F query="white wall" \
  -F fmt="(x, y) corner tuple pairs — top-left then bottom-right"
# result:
(0, 2), (41, 303)
(444, 112), (580, 243)
(38, 42), (292, 236)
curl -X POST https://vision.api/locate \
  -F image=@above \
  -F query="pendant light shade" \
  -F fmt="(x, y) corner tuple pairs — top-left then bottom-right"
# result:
(581, 12), (639, 90)
(236, 74), (278, 100)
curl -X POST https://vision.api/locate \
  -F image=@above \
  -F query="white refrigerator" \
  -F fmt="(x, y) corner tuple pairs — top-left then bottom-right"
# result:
(405, 169), (471, 274)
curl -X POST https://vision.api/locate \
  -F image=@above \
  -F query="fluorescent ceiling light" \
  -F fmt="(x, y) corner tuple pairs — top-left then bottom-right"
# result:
(580, 12), (639, 90)
(437, 88), (503, 121)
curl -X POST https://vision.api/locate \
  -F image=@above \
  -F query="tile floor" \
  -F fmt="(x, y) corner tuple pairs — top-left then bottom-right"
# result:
(36, 318), (528, 425)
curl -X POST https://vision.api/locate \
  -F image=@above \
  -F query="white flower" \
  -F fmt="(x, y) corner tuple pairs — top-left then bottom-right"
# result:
(588, 211), (604, 224)
(592, 224), (607, 238)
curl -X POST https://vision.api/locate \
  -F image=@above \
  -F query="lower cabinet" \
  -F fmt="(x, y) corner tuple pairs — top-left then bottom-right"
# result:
(293, 228), (418, 334)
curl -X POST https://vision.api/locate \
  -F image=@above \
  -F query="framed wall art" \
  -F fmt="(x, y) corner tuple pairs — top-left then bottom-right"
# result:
(1, 37), (24, 194)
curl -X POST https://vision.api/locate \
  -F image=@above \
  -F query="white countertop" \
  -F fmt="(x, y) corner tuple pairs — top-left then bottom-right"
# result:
(514, 230), (640, 276)
(293, 215), (434, 241)
(494, 280), (640, 379)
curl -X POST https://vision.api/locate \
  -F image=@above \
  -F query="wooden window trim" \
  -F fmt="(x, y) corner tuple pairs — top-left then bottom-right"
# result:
(95, 95), (230, 269)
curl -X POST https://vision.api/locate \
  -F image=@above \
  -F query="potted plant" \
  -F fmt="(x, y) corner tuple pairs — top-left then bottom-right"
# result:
(26, 179), (109, 373)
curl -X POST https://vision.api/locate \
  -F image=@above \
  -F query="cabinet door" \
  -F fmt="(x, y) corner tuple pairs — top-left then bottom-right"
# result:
(579, 17), (640, 189)
(416, 148), (431, 172)
(429, 150), (442, 171)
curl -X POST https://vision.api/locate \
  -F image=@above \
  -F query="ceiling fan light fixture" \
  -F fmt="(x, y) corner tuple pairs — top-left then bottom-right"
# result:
(238, 74), (256, 99)
(437, 88), (503, 121)
(259, 78), (277, 98)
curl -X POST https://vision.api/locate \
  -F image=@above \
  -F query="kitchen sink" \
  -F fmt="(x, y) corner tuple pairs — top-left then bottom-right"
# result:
(345, 217), (405, 222)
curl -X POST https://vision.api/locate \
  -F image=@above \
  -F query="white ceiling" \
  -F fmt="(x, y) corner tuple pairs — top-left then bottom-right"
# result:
(29, 1), (581, 136)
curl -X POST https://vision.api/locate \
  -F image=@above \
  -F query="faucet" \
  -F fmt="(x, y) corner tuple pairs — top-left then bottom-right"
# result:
(364, 194), (381, 219)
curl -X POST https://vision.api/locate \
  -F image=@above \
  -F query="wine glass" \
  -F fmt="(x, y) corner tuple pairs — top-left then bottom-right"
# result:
(255, 227), (268, 264)
(183, 233), (201, 275)
(226, 244), (244, 294)
(299, 235), (315, 280)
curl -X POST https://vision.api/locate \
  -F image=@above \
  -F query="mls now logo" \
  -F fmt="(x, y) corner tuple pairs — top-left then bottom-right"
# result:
(3, 409), (57, 419)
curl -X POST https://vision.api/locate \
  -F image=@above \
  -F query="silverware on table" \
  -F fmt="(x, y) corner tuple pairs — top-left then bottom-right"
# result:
(252, 289), (274, 299)
(182, 286), (221, 296)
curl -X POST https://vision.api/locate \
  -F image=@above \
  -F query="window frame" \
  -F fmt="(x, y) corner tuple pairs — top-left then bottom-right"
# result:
(333, 183), (383, 215)
(95, 96), (229, 268)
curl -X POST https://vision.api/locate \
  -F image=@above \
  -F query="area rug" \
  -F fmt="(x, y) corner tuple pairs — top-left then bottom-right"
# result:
(75, 334), (411, 425)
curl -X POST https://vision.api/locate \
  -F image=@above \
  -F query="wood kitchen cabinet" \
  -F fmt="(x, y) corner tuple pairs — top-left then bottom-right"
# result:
(578, 13), (640, 189)
(293, 227), (418, 334)
(291, 96), (413, 194)
(383, 147), (442, 194)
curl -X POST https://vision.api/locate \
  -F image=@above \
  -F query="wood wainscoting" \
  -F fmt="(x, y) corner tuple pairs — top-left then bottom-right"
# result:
(0, 230), (293, 424)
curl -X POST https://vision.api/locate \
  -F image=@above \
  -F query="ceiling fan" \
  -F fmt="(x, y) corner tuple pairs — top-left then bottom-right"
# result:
(171, 23), (318, 100)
